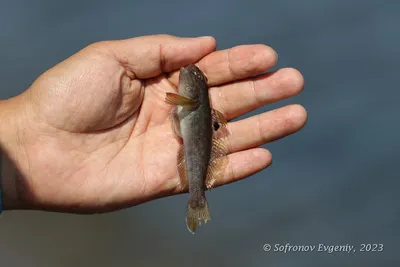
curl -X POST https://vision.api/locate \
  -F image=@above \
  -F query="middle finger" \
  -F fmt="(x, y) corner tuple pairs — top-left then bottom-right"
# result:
(210, 67), (304, 121)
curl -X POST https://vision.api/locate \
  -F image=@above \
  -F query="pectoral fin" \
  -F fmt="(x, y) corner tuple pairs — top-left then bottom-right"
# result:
(211, 108), (231, 138)
(205, 137), (229, 190)
(165, 93), (198, 107)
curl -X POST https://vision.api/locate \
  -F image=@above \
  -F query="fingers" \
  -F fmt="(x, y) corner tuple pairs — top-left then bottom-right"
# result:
(167, 44), (278, 87)
(199, 44), (278, 86)
(215, 148), (272, 187)
(210, 68), (304, 120)
(169, 104), (306, 192)
(226, 104), (307, 154)
(99, 35), (216, 79)
(171, 105), (306, 191)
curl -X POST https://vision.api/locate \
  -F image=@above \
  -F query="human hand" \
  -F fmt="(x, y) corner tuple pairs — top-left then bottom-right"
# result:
(0, 35), (306, 213)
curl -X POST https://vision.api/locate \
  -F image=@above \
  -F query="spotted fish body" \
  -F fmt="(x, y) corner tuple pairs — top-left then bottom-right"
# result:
(165, 64), (229, 234)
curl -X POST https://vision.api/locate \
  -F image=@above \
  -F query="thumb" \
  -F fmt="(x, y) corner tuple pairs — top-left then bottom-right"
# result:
(98, 34), (217, 79)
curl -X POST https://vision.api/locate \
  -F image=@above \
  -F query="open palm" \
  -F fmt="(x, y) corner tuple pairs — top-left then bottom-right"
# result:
(9, 35), (306, 213)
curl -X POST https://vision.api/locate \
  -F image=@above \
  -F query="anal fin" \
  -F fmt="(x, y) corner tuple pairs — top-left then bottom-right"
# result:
(205, 136), (229, 190)
(177, 145), (188, 190)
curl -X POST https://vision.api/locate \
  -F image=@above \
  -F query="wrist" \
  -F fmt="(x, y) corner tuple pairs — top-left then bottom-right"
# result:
(0, 96), (26, 210)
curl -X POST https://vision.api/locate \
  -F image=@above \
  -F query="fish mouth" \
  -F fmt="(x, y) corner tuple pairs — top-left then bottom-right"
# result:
(181, 64), (198, 74)
(180, 64), (207, 83)
(180, 65), (196, 80)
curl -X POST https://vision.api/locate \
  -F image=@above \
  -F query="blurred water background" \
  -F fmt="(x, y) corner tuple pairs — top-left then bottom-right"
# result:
(0, 0), (399, 266)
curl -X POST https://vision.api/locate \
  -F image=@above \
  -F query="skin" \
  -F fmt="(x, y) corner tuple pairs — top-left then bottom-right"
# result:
(0, 34), (307, 213)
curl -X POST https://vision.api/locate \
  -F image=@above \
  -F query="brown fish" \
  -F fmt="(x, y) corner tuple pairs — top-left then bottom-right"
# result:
(165, 64), (229, 234)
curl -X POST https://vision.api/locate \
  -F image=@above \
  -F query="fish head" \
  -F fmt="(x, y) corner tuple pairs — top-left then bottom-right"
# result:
(178, 64), (208, 99)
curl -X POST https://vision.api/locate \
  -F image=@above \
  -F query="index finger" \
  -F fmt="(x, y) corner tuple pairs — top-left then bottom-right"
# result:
(98, 34), (217, 79)
(199, 44), (278, 86)
(167, 44), (278, 87)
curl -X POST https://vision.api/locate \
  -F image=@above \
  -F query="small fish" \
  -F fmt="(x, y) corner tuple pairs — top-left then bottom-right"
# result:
(165, 64), (229, 234)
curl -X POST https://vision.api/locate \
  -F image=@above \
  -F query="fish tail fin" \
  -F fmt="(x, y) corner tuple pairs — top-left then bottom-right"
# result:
(186, 195), (211, 234)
